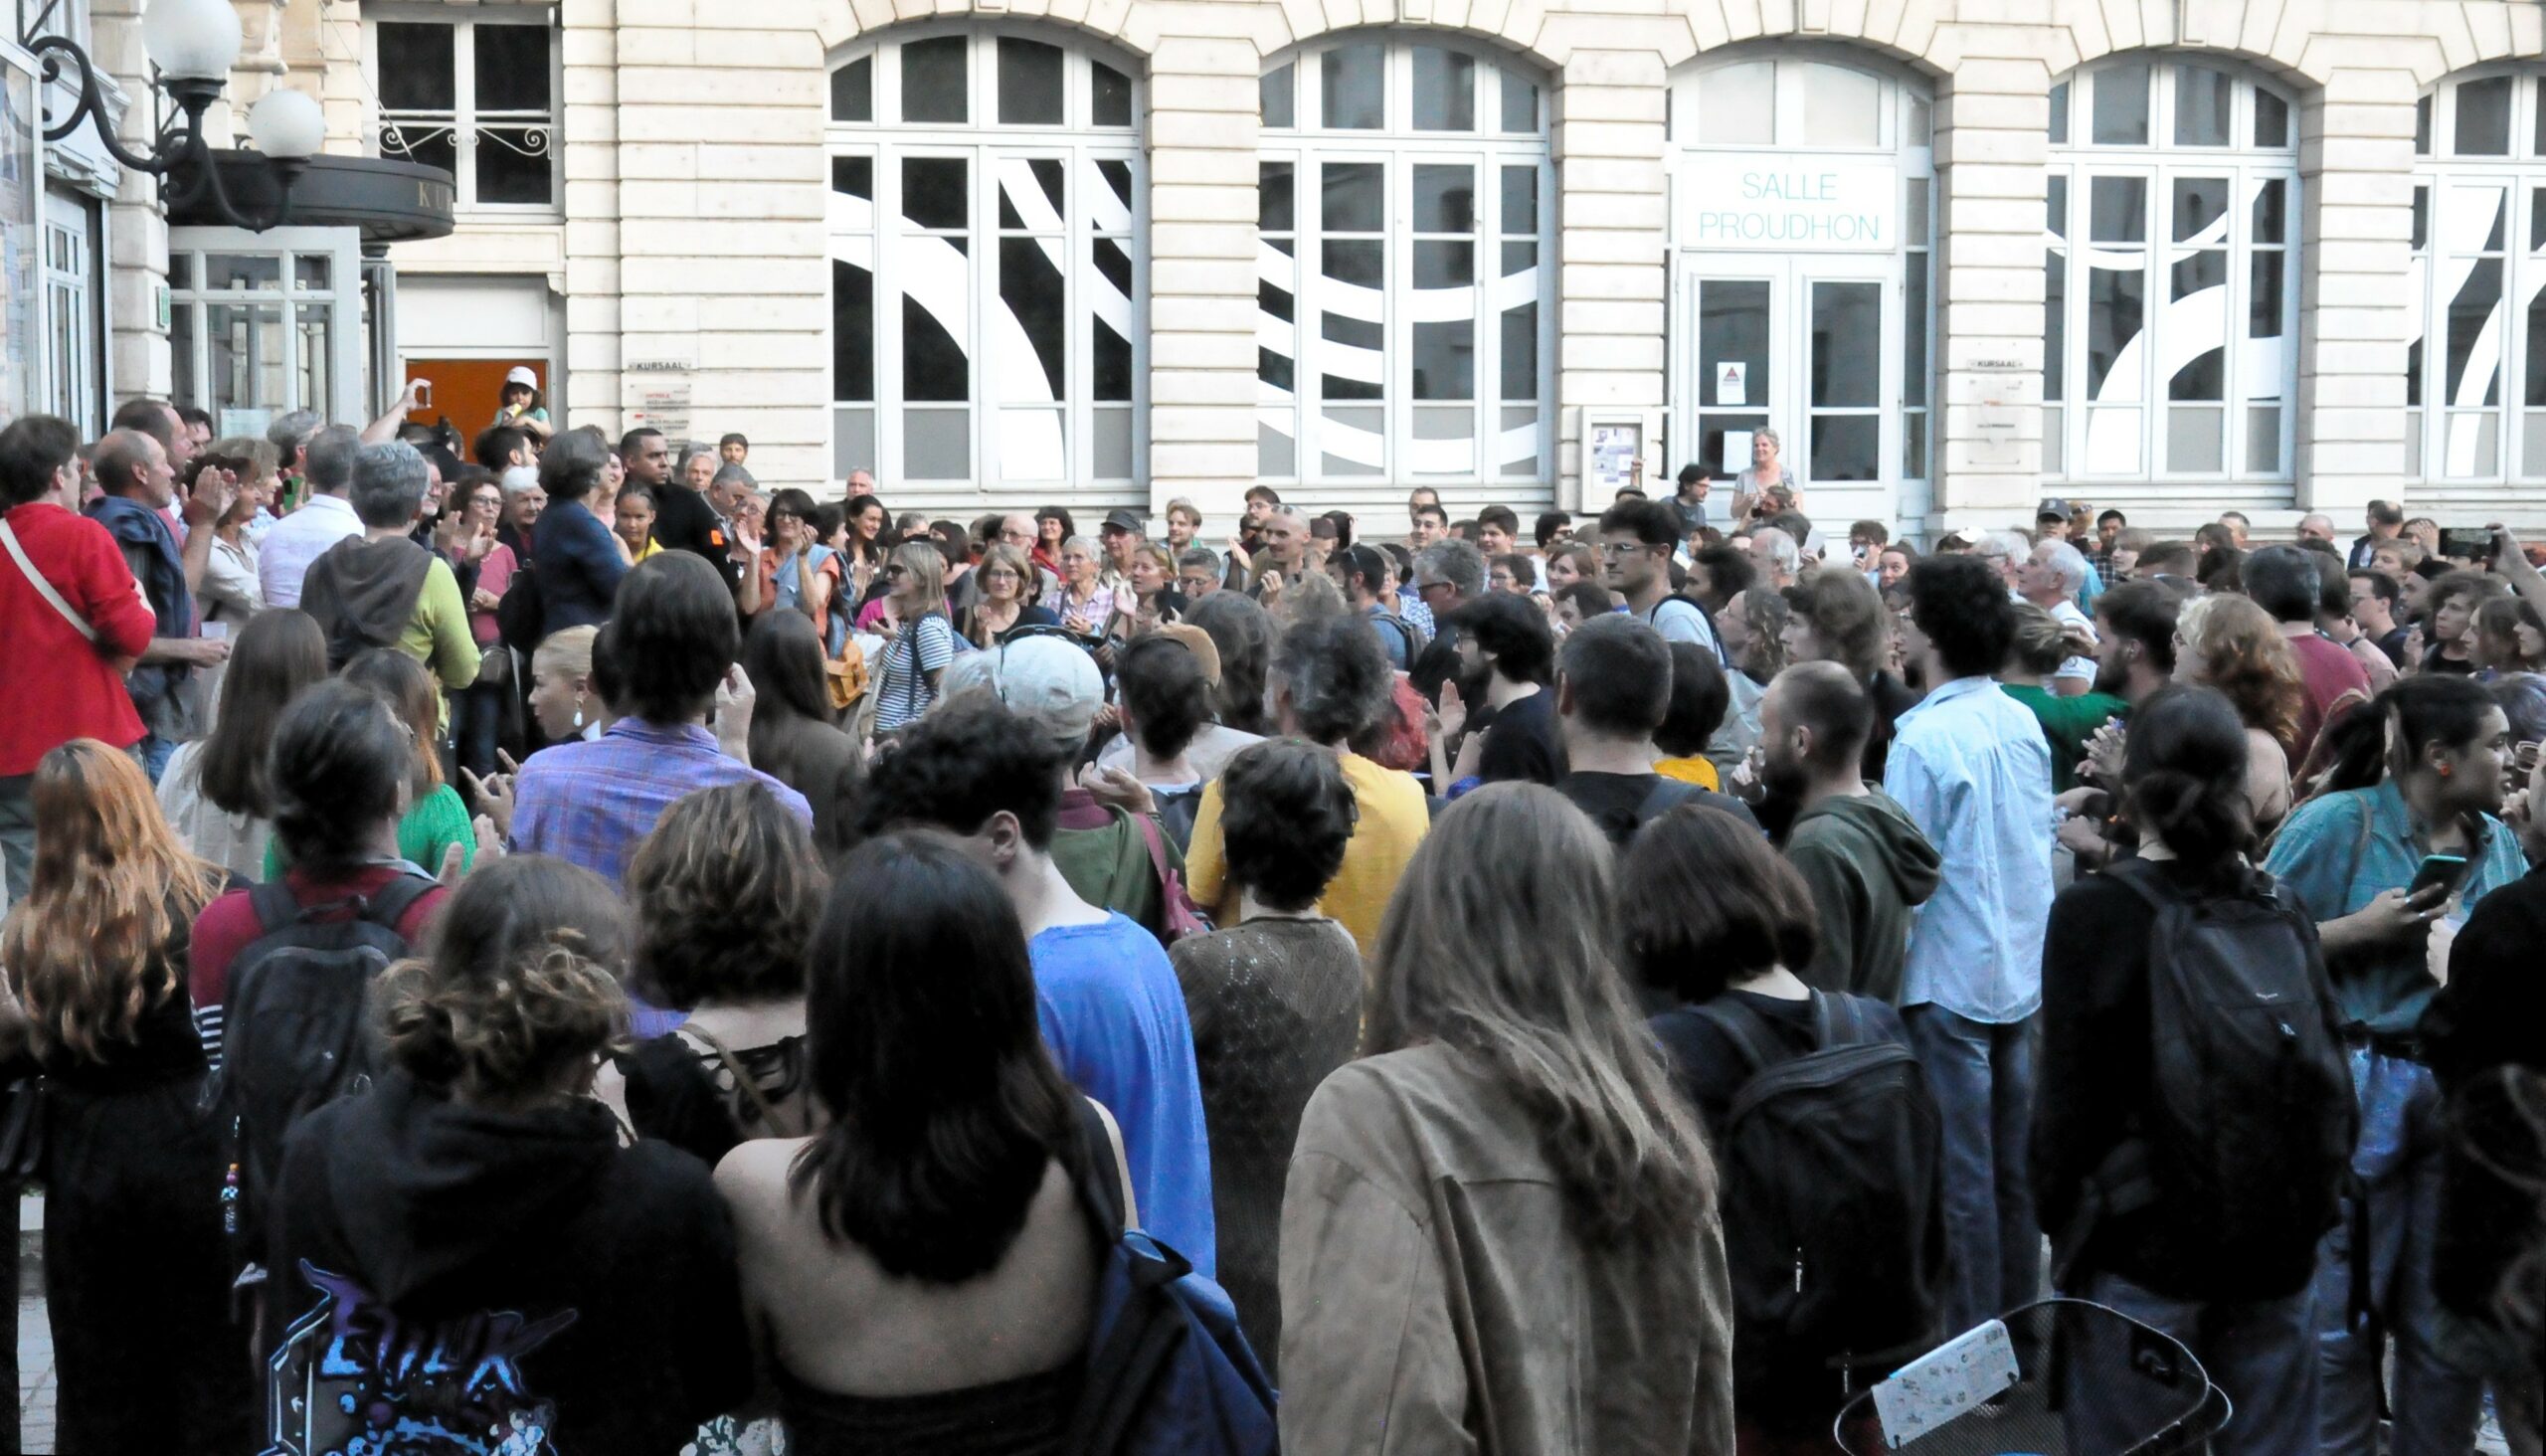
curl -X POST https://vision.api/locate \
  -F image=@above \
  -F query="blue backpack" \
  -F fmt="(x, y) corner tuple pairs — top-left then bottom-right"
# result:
(1067, 1102), (1280, 1456)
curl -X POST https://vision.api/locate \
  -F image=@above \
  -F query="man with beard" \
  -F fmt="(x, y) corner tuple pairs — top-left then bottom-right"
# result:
(1764, 661), (1940, 1003)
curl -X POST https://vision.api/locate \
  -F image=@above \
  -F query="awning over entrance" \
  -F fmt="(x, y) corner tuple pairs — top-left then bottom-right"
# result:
(168, 152), (454, 245)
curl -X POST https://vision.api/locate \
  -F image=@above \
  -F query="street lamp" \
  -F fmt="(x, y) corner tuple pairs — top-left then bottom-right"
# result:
(23, 0), (324, 232)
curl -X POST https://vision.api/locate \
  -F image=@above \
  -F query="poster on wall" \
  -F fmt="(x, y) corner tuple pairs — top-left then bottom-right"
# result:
(0, 46), (39, 427)
(1588, 422), (1643, 494)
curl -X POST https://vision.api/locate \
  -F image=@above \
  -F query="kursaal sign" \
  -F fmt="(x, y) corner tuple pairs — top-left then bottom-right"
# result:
(1680, 159), (1901, 251)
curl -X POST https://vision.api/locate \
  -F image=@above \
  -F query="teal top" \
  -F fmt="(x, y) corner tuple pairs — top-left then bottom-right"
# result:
(2262, 780), (2526, 1035)
(264, 784), (474, 880)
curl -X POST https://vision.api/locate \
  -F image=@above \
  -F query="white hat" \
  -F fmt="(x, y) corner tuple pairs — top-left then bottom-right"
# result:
(984, 636), (1104, 754)
(504, 365), (539, 389)
(500, 463), (541, 494)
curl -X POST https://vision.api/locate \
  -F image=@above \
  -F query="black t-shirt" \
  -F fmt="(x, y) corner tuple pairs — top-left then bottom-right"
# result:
(1472, 688), (1561, 787)
(650, 482), (740, 590)
(2376, 626), (2412, 667)
(1555, 770), (1761, 847)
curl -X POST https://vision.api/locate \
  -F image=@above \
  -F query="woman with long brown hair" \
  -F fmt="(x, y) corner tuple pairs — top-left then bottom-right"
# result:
(1278, 783), (1731, 1451)
(0, 740), (247, 1452)
(156, 608), (328, 876)
(2173, 592), (2302, 829)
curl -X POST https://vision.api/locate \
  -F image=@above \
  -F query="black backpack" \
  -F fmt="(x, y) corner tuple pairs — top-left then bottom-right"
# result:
(496, 550), (545, 653)
(1694, 994), (1947, 1396)
(215, 874), (437, 1252)
(2074, 861), (2356, 1301)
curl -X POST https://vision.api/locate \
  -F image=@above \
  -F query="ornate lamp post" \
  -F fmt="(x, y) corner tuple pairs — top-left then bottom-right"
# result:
(23, 0), (327, 231)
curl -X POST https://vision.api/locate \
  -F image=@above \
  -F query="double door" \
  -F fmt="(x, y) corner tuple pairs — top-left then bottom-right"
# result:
(1672, 251), (1915, 504)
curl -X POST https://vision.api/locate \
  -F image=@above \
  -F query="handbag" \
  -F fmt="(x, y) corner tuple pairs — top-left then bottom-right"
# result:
(0, 1074), (48, 1183)
(826, 636), (869, 712)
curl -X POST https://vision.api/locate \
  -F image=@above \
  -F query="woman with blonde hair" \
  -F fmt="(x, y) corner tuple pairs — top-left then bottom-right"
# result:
(1279, 784), (1732, 1451)
(0, 740), (248, 1452)
(527, 624), (606, 743)
(260, 853), (752, 1449)
(2173, 592), (2302, 829)
(870, 539), (957, 733)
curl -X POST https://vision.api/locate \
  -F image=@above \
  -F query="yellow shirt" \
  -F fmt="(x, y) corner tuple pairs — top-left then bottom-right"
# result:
(630, 536), (662, 563)
(1185, 749), (1429, 960)
(1653, 755), (1721, 791)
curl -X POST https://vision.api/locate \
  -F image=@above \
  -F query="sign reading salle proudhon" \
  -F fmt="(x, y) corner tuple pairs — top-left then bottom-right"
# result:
(1679, 157), (1900, 252)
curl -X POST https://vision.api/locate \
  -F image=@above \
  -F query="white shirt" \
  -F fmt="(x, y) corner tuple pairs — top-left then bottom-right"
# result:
(1885, 675), (2056, 1023)
(256, 493), (363, 609)
(2046, 598), (2098, 685)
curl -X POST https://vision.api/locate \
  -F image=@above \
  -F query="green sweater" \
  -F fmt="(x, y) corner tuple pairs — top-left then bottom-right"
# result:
(265, 784), (474, 879)
(2001, 684), (2128, 794)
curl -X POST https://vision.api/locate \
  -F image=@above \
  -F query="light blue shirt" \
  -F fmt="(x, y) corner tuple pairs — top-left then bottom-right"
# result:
(1885, 674), (2057, 1023)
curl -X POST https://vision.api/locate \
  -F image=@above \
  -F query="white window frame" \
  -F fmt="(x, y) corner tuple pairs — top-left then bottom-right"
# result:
(2045, 59), (2301, 487)
(2405, 69), (2546, 485)
(825, 24), (1148, 501)
(41, 187), (99, 434)
(1257, 34), (1555, 491)
(166, 227), (366, 428)
(365, 5), (560, 216)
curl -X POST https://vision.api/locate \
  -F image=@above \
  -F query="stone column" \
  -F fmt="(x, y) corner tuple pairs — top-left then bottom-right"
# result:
(2294, 65), (2417, 516)
(1552, 46), (1669, 512)
(1931, 55), (2051, 531)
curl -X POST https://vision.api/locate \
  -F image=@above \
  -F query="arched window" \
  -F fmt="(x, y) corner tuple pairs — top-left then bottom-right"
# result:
(2407, 70), (2546, 483)
(1256, 35), (1554, 492)
(826, 28), (1143, 496)
(2045, 60), (2300, 484)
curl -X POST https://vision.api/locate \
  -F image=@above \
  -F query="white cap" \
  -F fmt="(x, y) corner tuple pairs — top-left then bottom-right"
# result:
(984, 636), (1104, 755)
(504, 365), (539, 389)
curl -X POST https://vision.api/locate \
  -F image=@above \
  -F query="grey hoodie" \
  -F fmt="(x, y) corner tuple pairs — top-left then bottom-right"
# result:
(1783, 788), (1943, 1004)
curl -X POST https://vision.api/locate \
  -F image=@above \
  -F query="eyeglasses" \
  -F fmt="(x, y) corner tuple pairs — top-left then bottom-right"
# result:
(1416, 579), (1454, 595)
(1598, 541), (1650, 558)
(883, 564), (908, 579)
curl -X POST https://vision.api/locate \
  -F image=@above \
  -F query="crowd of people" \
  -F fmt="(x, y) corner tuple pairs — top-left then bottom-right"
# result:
(0, 389), (2543, 1456)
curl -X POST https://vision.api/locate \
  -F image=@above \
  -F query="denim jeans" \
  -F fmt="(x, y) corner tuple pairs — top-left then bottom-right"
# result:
(2076, 1271), (2319, 1456)
(2315, 1048), (2482, 1456)
(1904, 1003), (2041, 1334)
(135, 732), (175, 786)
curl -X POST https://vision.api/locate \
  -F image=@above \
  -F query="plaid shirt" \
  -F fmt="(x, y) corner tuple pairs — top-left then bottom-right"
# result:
(510, 719), (814, 887)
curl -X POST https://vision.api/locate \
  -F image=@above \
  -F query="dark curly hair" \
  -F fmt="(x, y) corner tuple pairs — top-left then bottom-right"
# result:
(855, 699), (1062, 848)
(381, 854), (629, 1103)
(1907, 554), (2017, 679)
(1218, 740), (1358, 912)
(626, 783), (827, 1010)
(1448, 590), (1555, 686)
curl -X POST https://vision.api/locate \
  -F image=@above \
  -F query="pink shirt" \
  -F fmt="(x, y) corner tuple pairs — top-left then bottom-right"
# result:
(468, 544), (516, 644)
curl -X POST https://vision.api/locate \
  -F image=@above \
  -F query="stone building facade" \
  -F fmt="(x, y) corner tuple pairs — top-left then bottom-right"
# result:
(18, 0), (2546, 536)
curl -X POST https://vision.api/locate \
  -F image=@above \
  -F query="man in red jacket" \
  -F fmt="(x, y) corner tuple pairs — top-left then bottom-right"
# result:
(0, 415), (162, 903)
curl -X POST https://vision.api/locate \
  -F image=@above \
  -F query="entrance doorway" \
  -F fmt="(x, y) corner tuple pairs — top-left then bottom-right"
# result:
(1674, 252), (1897, 499)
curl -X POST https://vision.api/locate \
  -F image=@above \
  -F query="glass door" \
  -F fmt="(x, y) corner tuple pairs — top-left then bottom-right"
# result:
(1675, 253), (1895, 492)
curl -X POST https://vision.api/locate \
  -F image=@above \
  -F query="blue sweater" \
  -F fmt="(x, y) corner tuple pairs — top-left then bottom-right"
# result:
(534, 501), (632, 631)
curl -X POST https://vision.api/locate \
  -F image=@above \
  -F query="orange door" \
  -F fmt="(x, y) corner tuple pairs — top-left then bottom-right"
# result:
(405, 359), (548, 453)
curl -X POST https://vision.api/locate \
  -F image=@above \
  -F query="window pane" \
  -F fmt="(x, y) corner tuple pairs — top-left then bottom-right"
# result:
(1904, 250), (1929, 408)
(473, 23), (550, 113)
(2413, 185), (2430, 252)
(2521, 291), (2546, 407)
(1321, 162), (1383, 232)
(1413, 240), (1472, 288)
(206, 255), (282, 290)
(1321, 239), (1381, 288)
(1412, 320), (1472, 399)
(998, 39), (1065, 124)
(2248, 405), (2281, 473)
(2250, 251), (2284, 339)
(903, 288), (969, 401)
(2087, 263), (2144, 397)
(1261, 63), (1295, 130)
(2457, 77), (2512, 156)
(831, 58), (873, 122)
(1699, 279), (1770, 408)
(2172, 64), (2232, 145)
(901, 157), (968, 230)
(1501, 68), (1538, 133)
(833, 259), (873, 402)
(382, 118), (455, 180)
(1322, 45), (1383, 129)
(1501, 301), (1536, 399)
(903, 410), (970, 477)
(2091, 63), (2150, 145)
(2047, 173), (2067, 238)
(2044, 249), (2066, 401)
(2090, 176), (2146, 244)
(2252, 178), (2285, 244)
(2254, 89), (2288, 148)
(832, 155), (873, 202)
(834, 408), (875, 478)
(1802, 64), (1882, 147)
(1259, 162), (1294, 232)
(1809, 417), (1879, 481)
(2169, 344), (2223, 400)
(902, 37), (969, 124)
(2048, 81), (2069, 143)
(997, 158), (1063, 233)
(2167, 406), (2223, 471)
(377, 23), (455, 111)
(999, 238), (1066, 400)
(1092, 62), (1133, 126)
(475, 125), (552, 205)
(2172, 178), (2228, 243)
(2447, 257), (2505, 407)
(1411, 47), (1475, 131)
(1412, 164), (1474, 233)
(2416, 94), (2433, 155)
(1698, 61), (1773, 145)
(1811, 281), (1880, 407)
(1501, 165), (1537, 234)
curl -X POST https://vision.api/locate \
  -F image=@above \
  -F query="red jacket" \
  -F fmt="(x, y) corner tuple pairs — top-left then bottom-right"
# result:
(0, 502), (157, 776)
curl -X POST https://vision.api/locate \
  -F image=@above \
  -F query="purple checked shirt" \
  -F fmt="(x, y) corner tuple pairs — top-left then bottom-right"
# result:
(510, 718), (813, 886)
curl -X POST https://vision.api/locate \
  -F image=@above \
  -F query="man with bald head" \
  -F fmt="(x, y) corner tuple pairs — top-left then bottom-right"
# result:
(963, 511), (1059, 614)
(1249, 507), (1309, 598)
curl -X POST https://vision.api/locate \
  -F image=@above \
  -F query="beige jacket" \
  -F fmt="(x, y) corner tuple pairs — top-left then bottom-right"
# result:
(1279, 1043), (1735, 1455)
